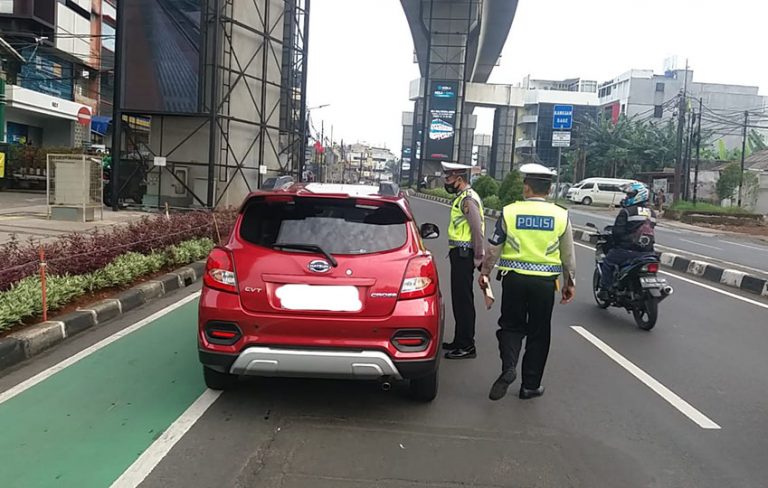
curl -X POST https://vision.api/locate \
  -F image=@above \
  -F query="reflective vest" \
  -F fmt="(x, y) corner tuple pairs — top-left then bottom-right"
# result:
(447, 188), (484, 249)
(499, 200), (568, 277)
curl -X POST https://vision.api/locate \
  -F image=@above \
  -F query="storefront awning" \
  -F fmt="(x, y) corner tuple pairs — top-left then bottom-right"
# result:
(91, 115), (111, 136)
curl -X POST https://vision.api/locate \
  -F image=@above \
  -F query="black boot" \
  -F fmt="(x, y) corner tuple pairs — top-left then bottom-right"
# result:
(445, 345), (476, 360)
(519, 386), (545, 400)
(488, 369), (517, 401)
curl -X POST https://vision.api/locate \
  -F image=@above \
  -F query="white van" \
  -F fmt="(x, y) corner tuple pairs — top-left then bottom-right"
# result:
(567, 178), (638, 206)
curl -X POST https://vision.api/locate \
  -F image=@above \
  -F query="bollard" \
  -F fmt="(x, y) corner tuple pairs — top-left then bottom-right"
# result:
(212, 213), (222, 245)
(39, 246), (48, 322)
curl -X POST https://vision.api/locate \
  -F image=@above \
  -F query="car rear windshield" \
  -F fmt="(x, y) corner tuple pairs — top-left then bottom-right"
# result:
(240, 197), (409, 254)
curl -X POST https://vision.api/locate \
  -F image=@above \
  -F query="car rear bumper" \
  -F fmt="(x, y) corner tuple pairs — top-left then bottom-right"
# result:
(200, 348), (438, 380)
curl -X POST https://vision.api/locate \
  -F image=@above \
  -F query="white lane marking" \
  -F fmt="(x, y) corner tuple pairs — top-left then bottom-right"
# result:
(110, 389), (222, 488)
(0, 291), (202, 406)
(571, 326), (721, 430)
(679, 238), (722, 251)
(573, 242), (768, 311)
(721, 240), (768, 252)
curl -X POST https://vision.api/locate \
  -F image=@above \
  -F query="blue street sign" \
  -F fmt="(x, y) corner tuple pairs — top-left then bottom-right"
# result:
(553, 105), (573, 130)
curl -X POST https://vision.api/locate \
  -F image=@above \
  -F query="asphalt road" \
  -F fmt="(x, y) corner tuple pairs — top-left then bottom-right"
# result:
(1, 196), (767, 487)
(568, 206), (768, 278)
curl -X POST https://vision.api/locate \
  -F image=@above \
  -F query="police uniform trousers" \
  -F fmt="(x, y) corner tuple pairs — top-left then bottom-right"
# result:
(449, 247), (476, 348)
(497, 270), (556, 389)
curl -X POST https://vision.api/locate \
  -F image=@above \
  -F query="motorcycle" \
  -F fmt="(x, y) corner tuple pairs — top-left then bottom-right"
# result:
(587, 222), (673, 330)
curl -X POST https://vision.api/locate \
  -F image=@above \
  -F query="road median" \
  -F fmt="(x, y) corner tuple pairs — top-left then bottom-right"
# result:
(0, 261), (205, 373)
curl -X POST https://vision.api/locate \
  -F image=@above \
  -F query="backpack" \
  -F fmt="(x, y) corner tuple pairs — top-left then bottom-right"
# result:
(631, 207), (655, 251)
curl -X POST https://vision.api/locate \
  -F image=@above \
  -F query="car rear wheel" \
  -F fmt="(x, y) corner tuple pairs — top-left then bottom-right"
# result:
(203, 366), (238, 390)
(409, 370), (438, 402)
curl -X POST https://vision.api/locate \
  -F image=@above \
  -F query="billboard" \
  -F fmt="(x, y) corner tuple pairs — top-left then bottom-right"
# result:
(121, 0), (202, 114)
(425, 81), (458, 161)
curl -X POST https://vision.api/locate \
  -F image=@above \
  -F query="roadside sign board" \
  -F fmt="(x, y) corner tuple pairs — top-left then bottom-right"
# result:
(553, 105), (573, 130)
(552, 131), (571, 148)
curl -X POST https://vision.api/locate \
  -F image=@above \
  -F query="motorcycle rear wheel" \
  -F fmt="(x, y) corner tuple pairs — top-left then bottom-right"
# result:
(592, 268), (610, 309)
(633, 299), (658, 330)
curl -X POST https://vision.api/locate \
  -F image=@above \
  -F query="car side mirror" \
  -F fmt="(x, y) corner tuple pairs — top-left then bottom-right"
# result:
(420, 223), (440, 240)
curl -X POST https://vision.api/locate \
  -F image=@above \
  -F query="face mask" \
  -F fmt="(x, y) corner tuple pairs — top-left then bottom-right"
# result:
(444, 181), (459, 194)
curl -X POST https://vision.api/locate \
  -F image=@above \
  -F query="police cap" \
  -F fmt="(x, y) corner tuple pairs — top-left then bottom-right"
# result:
(519, 163), (557, 181)
(441, 161), (471, 177)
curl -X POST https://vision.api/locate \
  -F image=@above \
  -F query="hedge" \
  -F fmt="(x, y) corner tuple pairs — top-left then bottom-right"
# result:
(0, 209), (237, 292)
(0, 238), (214, 331)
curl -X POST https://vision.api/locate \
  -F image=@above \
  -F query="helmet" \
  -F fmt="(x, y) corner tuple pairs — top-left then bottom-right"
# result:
(621, 182), (649, 207)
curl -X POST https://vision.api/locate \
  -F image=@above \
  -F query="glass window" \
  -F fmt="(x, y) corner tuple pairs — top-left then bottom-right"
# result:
(0, 0), (12, 13)
(654, 105), (664, 118)
(240, 197), (409, 255)
(656, 82), (665, 93)
(597, 183), (621, 192)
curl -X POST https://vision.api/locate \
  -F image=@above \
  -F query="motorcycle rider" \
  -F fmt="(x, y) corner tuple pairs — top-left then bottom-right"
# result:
(598, 182), (657, 297)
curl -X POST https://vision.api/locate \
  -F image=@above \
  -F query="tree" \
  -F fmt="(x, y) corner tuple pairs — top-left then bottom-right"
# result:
(498, 170), (524, 205)
(472, 175), (499, 199)
(716, 162), (744, 202)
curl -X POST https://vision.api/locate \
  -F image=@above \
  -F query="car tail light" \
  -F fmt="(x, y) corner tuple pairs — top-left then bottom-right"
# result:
(204, 247), (237, 293)
(399, 256), (437, 300)
(392, 330), (431, 352)
(204, 322), (242, 345)
(642, 263), (659, 273)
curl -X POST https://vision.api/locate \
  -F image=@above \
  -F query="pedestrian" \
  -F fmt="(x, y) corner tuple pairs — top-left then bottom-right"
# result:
(656, 188), (666, 214)
(441, 162), (486, 360)
(479, 163), (576, 400)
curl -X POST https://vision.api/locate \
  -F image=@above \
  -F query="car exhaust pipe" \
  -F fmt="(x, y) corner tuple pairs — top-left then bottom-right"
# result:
(662, 286), (674, 296)
(380, 381), (392, 391)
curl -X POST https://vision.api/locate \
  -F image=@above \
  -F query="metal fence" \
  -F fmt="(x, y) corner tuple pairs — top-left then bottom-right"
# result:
(46, 154), (104, 223)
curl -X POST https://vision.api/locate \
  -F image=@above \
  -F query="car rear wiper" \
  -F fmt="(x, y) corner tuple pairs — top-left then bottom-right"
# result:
(272, 243), (339, 267)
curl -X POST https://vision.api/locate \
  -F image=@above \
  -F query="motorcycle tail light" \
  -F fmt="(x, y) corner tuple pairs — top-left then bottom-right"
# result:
(642, 263), (659, 273)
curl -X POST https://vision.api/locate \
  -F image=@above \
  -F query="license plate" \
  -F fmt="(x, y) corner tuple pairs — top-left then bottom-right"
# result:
(640, 277), (664, 287)
(276, 284), (362, 312)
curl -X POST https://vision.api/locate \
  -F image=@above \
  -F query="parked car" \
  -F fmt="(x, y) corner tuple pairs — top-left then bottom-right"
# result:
(567, 177), (637, 206)
(198, 183), (444, 401)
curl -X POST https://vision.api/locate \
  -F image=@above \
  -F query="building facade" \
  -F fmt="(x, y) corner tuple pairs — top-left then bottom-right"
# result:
(515, 89), (600, 167)
(598, 67), (767, 150)
(0, 0), (116, 147)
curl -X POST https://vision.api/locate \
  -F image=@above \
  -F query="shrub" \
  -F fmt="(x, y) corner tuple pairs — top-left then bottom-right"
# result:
(0, 210), (236, 292)
(0, 238), (215, 330)
(473, 176), (499, 199)
(422, 188), (453, 200)
(482, 195), (502, 211)
(498, 170), (524, 205)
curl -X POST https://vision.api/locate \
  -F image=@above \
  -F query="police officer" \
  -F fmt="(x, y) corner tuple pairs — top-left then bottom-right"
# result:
(479, 164), (576, 400)
(442, 162), (485, 360)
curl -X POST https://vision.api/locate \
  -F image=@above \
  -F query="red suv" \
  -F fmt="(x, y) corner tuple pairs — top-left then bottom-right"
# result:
(198, 183), (443, 401)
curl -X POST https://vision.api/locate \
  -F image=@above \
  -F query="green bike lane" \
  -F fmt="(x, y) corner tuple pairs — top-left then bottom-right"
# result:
(0, 295), (205, 488)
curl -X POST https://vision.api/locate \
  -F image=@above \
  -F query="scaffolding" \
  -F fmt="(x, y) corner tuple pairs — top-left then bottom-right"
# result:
(111, 0), (310, 210)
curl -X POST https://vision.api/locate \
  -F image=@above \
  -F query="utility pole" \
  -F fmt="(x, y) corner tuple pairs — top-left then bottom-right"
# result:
(738, 110), (748, 207)
(683, 108), (696, 200)
(320, 120), (325, 183)
(674, 59), (689, 202)
(693, 99), (703, 204)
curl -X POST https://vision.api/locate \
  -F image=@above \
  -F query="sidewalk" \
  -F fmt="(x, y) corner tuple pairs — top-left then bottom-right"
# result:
(0, 192), (146, 245)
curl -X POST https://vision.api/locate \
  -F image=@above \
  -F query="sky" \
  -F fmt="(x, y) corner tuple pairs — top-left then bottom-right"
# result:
(307, 0), (767, 154)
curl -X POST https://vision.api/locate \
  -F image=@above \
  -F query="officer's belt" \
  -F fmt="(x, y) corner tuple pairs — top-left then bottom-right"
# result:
(498, 259), (562, 274)
(448, 240), (473, 249)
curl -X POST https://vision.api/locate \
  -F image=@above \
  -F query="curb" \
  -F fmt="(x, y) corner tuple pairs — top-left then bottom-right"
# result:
(570, 229), (767, 298)
(0, 262), (207, 373)
(409, 192), (768, 299)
